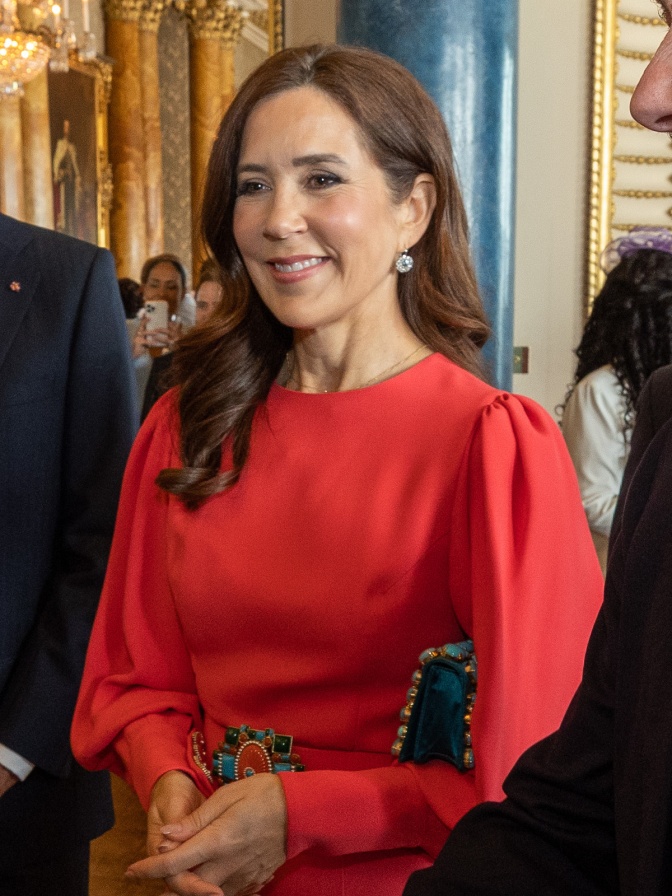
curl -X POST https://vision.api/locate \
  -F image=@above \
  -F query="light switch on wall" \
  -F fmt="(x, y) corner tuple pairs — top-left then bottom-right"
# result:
(513, 346), (529, 374)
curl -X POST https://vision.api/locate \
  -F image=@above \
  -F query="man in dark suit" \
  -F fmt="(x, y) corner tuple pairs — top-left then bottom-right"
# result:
(0, 213), (136, 894)
(404, 6), (672, 892)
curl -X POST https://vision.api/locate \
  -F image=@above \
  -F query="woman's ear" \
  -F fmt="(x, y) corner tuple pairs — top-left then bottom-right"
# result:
(398, 174), (437, 251)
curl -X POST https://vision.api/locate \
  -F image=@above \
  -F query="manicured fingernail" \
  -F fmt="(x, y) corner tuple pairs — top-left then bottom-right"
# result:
(160, 824), (182, 836)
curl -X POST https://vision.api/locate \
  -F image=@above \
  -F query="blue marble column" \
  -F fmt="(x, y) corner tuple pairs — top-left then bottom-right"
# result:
(339, 0), (517, 388)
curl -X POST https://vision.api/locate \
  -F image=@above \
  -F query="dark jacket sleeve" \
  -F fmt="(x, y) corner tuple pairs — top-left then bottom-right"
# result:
(0, 246), (136, 777)
(609, 364), (672, 551)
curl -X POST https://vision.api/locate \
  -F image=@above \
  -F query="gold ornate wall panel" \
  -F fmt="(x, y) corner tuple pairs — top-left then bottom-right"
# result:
(588, 0), (670, 305)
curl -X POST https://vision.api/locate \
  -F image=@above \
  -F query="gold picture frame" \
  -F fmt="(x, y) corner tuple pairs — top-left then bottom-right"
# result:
(47, 54), (112, 249)
(270, 0), (284, 53)
(587, 0), (671, 308)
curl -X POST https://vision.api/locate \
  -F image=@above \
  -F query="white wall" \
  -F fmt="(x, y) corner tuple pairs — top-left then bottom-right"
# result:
(285, 0), (337, 45)
(285, 0), (590, 415)
(512, 0), (592, 414)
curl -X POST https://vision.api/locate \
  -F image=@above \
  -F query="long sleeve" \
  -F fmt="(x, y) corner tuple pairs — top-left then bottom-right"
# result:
(71, 392), (209, 806)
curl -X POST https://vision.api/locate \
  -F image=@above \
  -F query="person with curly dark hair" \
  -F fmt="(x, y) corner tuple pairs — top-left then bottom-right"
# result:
(562, 229), (672, 572)
(72, 44), (601, 896)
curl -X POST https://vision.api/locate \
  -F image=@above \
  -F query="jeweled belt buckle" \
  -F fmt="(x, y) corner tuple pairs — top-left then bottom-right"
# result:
(211, 725), (305, 783)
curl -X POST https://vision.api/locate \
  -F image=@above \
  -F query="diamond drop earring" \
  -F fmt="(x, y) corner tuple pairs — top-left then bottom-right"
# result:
(395, 249), (414, 274)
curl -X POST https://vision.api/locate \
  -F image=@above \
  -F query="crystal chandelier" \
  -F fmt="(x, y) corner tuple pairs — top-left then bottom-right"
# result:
(0, 0), (96, 97)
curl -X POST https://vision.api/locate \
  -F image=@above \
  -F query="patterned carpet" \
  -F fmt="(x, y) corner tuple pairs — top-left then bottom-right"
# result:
(89, 775), (164, 895)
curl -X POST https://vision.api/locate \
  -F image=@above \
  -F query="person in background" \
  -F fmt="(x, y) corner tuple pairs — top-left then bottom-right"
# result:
(561, 229), (672, 573)
(194, 259), (225, 326)
(71, 44), (601, 896)
(0, 212), (136, 895)
(131, 253), (188, 412)
(141, 259), (225, 420)
(133, 253), (188, 357)
(119, 276), (147, 416)
(403, 3), (672, 894)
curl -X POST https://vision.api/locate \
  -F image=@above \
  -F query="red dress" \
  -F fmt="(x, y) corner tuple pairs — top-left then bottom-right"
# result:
(72, 353), (603, 895)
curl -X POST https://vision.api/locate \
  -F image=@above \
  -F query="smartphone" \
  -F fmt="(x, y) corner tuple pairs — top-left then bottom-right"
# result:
(143, 300), (168, 344)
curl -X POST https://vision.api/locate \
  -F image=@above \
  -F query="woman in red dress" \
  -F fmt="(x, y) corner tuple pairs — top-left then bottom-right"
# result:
(71, 44), (603, 896)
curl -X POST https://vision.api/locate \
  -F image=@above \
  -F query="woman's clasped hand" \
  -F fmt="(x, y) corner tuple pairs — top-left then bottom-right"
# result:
(129, 772), (286, 896)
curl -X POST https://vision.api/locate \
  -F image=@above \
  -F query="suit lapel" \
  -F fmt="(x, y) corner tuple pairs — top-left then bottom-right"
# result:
(0, 217), (40, 376)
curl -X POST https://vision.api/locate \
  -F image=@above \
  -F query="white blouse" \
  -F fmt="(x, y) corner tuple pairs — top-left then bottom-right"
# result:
(562, 365), (630, 572)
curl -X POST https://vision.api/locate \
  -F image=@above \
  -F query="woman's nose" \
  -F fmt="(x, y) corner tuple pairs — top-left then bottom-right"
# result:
(262, 186), (307, 240)
(631, 31), (672, 132)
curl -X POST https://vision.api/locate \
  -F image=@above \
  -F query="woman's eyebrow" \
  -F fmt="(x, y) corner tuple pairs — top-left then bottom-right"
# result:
(291, 154), (347, 167)
(237, 155), (348, 175)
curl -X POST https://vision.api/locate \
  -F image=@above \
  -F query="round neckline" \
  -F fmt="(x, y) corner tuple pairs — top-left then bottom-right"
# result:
(271, 352), (439, 398)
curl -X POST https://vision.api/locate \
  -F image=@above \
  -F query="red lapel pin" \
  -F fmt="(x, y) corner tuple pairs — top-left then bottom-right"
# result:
(9, 281), (21, 292)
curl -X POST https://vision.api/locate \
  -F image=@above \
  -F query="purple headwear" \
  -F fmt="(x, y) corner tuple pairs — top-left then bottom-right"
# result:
(600, 226), (672, 274)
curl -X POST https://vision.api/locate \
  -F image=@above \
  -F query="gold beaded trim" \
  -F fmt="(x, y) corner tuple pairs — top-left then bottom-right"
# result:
(191, 730), (214, 782)
(392, 641), (476, 770)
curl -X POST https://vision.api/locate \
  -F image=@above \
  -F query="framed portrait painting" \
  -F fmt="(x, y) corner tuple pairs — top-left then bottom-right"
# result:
(47, 55), (112, 248)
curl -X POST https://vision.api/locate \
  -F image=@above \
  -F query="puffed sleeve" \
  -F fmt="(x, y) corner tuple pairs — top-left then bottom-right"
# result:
(280, 392), (603, 858)
(71, 392), (213, 809)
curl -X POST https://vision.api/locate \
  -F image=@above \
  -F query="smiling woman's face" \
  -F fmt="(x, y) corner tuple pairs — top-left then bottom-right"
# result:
(232, 86), (411, 336)
(142, 261), (185, 317)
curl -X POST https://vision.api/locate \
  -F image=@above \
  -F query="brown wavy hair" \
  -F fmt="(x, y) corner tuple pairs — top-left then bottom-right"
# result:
(158, 44), (490, 508)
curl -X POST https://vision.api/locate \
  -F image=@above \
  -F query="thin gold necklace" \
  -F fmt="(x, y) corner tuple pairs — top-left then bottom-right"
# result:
(284, 343), (428, 393)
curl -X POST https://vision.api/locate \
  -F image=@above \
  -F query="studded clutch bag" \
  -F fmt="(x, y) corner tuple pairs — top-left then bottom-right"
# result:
(391, 640), (477, 772)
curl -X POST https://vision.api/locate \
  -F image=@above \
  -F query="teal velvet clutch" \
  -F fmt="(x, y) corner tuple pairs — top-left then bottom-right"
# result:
(392, 640), (477, 771)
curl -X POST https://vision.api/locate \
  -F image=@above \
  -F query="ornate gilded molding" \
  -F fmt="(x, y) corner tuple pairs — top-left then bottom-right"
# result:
(613, 221), (670, 230)
(618, 11), (666, 26)
(100, 163), (113, 210)
(69, 49), (113, 103)
(617, 46), (654, 61)
(587, 0), (617, 309)
(587, 0), (672, 311)
(103, 0), (145, 22)
(248, 8), (266, 31)
(614, 154), (672, 164)
(614, 188), (672, 198)
(186, 0), (243, 43)
(269, 0), (282, 52)
(139, 0), (167, 32)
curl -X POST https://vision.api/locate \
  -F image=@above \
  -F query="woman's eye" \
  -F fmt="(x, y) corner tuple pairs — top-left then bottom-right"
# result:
(236, 181), (268, 196)
(308, 173), (341, 189)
